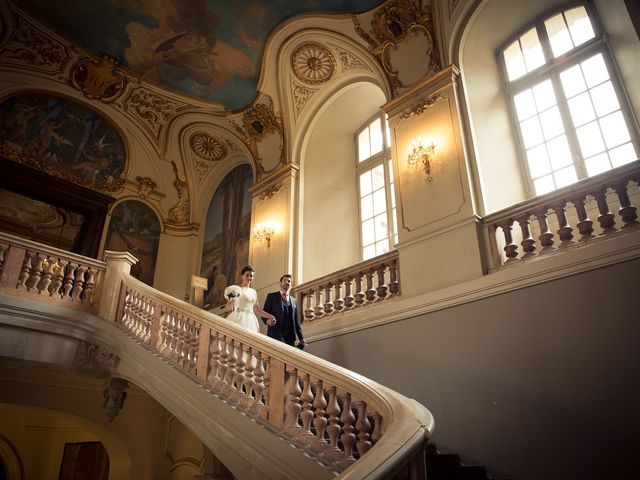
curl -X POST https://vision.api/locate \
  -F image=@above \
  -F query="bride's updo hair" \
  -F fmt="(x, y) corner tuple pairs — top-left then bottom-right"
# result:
(240, 265), (255, 275)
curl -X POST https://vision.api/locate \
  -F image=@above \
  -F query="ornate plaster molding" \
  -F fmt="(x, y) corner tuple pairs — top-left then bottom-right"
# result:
(401, 92), (445, 118)
(166, 160), (190, 225)
(71, 54), (127, 102)
(258, 182), (283, 200)
(73, 341), (119, 375)
(118, 86), (186, 139)
(291, 80), (316, 118)
(134, 176), (157, 199)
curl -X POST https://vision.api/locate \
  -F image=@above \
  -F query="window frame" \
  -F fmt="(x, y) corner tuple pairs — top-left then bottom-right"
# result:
(497, 0), (640, 197)
(355, 112), (397, 261)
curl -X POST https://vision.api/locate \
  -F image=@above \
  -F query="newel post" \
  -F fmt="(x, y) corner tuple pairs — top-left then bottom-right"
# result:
(98, 251), (138, 323)
(0, 245), (26, 289)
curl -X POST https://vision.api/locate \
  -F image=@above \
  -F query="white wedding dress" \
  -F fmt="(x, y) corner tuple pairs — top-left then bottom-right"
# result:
(226, 287), (260, 332)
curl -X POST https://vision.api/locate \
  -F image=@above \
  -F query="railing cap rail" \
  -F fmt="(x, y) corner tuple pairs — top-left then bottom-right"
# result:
(482, 159), (640, 225)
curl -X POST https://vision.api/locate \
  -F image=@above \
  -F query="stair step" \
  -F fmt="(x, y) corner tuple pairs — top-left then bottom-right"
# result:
(427, 465), (488, 480)
(425, 453), (462, 467)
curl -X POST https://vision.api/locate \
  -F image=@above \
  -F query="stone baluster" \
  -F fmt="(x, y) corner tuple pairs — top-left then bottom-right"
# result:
(50, 260), (66, 298)
(311, 379), (328, 453)
(26, 253), (45, 292)
(62, 263), (76, 299)
(16, 251), (34, 290)
(38, 256), (54, 295)
(552, 202), (574, 245)
(284, 368), (302, 435)
(84, 267), (97, 303)
(143, 300), (154, 344)
(231, 342), (247, 403)
(299, 373), (315, 443)
(333, 280), (344, 311)
(186, 321), (199, 373)
(613, 180), (638, 228)
(242, 346), (257, 409)
(224, 339), (238, 398)
(516, 213), (536, 257)
(364, 270), (376, 303)
(343, 276), (354, 309)
(251, 351), (267, 416)
(207, 333), (222, 389)
(169, 314), (181, 361)
(260, 356), (270, 421)
(71, 265), (87, 301)
(389, 260), (399, 296)
(354, 273), (365, 306)
(354, 400), (372, 457)
(570, 194), (594, 240)
(375, 265), (388, 300)
(159, 309), (171, 356)
(339, 392), (357, 467)
(325, 386), (342, 462)
(304, 292), (315, 321)
(532, 206), (555, 250)
(593, 187), (616, 233)
(217, 336), (230, 394)
(314, 288), (324, 317)
(498, 219), (518, 261)
(323, 283), (334, 315)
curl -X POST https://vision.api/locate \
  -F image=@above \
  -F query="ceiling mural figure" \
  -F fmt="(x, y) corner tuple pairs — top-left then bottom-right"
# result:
(15, 0), (384, 110)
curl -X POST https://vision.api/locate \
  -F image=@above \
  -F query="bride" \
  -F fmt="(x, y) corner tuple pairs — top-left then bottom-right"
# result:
(220, 265), (276, 333)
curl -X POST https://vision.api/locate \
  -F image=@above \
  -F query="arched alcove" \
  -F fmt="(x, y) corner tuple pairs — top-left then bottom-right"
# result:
(300, 82), (387, 280)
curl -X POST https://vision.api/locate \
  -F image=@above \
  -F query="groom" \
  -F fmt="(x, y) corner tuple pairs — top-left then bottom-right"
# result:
(262, 274), (306, 349)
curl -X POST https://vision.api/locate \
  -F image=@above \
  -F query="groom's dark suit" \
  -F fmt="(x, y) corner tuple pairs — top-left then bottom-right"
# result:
(262, 291), (304, 346)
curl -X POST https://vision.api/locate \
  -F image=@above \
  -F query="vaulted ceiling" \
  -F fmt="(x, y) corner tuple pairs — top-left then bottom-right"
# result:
(16, 0), (383, 110)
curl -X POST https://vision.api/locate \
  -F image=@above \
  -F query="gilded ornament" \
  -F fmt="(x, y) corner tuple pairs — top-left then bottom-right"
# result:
(401, 93), (445, 118)
(122, 87), (183, 138)
(166, 161), (190, 225)
(72, 54), (126, 102)
(259, 183), (283, 200)
(0, 16), (67, 70)
(135, 176), (156, 199)
(291, 43), (336, 85)
(189, 132), (227, 161)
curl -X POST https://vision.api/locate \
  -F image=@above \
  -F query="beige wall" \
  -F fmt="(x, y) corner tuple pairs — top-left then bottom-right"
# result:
(307, 257), (640, 480)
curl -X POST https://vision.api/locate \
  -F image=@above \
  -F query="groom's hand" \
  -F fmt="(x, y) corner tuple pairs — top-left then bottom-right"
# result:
(267, 316), (276, 326)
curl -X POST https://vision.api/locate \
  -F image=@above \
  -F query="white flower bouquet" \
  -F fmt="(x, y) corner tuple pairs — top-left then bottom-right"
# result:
(224, 285), (242, 300)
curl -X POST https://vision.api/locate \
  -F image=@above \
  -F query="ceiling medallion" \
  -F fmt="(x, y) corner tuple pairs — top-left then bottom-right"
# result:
(189, 132), (227, 161)
(291, 43), (336, 85)
(71, 54), (126, 102)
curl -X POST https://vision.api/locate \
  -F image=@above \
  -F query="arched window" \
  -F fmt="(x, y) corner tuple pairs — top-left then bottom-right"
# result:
(498, 2), (639, 196)
(356, 113), (398, 260)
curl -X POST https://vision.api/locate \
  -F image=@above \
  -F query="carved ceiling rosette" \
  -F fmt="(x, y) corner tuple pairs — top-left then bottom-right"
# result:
(71, 54), (127, 102)
(0, 15), (68, 73)
(233, 96), (285, 180)
(189, 131), (228, 182)
(353, 0), (441, 95)
(291, 42), (336, 85)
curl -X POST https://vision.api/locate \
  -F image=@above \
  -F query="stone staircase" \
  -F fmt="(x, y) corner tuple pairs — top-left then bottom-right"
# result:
(425, 444), (509, 480)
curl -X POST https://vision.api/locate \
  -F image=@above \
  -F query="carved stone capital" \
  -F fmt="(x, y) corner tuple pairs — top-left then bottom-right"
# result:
(102, 377), (128, 423)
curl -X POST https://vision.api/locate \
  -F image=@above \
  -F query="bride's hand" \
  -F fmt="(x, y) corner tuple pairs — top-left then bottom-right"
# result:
(225, 298), (237, 311)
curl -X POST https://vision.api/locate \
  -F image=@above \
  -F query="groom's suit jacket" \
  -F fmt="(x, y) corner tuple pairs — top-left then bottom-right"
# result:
(262, 292), (304, 346)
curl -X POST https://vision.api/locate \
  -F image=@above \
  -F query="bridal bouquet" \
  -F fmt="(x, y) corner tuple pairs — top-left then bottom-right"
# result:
(224, 285), (242, 300)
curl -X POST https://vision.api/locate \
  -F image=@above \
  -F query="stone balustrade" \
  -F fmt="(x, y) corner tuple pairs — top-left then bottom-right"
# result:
(0, 231), (105, 310)
(482, 160), (640, 271)
(295, 250), (400, 323)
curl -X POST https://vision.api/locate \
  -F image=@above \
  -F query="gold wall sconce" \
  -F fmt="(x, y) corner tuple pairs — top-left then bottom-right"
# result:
(407, 138), (436, 181)
(253, 221), (275, 249)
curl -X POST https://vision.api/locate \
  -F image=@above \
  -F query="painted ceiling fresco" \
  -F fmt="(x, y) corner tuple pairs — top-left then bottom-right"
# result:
(17, 0), (383, 110)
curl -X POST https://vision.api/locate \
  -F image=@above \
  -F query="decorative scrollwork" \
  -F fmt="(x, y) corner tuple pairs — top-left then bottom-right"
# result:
(292, 81), (316, 117)
(401, 93), (445, 118)
(71, 54), (126, 102)
(135, 176), (157, 199)
(166, 160), (190, 225)
(291, 43), (336, 85)
(121, 87), (184, 138)
(0, 16), (68, 71)
(189, 132), (227, 161)
(259, 183), (283, 200)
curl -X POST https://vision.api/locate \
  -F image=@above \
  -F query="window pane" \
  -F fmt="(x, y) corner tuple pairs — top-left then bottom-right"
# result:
(539, 106), (564, 140)
(374, 213), (388, 241)
(513, 89), (536, 120)
(520, 117), (544, 148)
(566, 6), (594, 47)
(369, 117), (383, 156)
(361, 194), (373, 220)
(520, 27), (545, 71)
(363, 244), (376, 261)
(503, 40), (526, 81)
(545, 13), (573, 57)
(358, 128), (370, 162)
(376, 239), (390, 256)
(567, 92), (595, 127)
(560, 64), (587, 98)
(532, 79), (556, 111)
(584, 152), (611, 176)
(373, 188), (386, 215)
(371, 164), (385, 190)
(360, 171), (372, 195)
(600, 111), (631, 149)
(547, 135), (573, 169)
(590, 81), (619, 117)
(553, 165), (578, 187)
(609, 143), (636, 168)
(534, 175), (555, 195)
(582, 54), (608, 88)
(526, 144), (551, 178)
(362, 218), (374, 245)
(576, 121), (605, 157)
